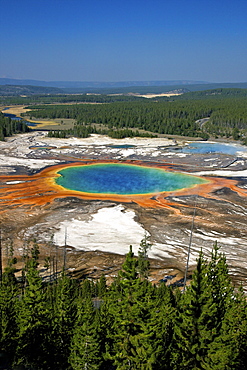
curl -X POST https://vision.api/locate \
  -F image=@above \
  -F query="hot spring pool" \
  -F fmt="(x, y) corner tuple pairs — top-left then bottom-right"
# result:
(179, 142), (247, 155)
(56, 163), (207, 195)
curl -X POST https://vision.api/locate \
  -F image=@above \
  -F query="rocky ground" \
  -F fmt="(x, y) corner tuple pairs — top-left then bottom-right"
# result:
(0, 131), (247, 288)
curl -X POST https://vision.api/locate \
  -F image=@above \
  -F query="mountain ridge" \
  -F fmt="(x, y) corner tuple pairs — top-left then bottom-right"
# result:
(0, 78), (209, 88)
(1, 79), (247, 96)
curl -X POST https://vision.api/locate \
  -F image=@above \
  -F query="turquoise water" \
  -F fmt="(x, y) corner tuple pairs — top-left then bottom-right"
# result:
(179, 142), (247, 155)
(56, 164), (207, 195)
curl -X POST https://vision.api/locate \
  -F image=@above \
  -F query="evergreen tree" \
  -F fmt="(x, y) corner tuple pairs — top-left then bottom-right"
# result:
(172, 251), (217, 369)
(50, 270), (78, 369)
(206, 243), (233, 323)
(0, 263), (18, 367)
(105, 246), (141, 368)
(69, 297), (103, 369)
(172, 245), (236, 370)
(105, 246), (173, 369)
(141, 283), (175, 369)
(206, 286), (247, 369)
(96, 274), (107, 298)
(14, 258), (50, 369)
(118, 245), (138, 289)
(137, 234), (152, 280)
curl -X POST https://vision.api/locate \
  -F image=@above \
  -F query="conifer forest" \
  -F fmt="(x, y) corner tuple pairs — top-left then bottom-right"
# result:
(0, 241), (247, 370)
(21, 88), (247, 142)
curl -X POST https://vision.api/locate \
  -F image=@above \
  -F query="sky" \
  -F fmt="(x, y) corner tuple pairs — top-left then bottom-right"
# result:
(0, 0), (247, 83)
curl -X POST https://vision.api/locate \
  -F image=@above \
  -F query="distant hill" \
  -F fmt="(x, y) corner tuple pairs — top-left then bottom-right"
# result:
(66, 83), (247, 95)
(0, 78), (247, 96)
(0, 84), (62, 96)
(176, 87), (247, 99)
(0, 78), (209, 89)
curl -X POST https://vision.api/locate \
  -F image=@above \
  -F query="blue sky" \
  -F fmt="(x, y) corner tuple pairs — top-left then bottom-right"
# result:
(1, 0), (247, 82)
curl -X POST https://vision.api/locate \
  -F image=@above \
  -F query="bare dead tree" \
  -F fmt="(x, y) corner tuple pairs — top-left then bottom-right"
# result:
(63, 227), (67, 272)
(183, 195), (197, 291)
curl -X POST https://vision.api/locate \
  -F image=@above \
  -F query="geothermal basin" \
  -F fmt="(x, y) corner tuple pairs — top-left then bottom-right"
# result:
(0, 132), (247, 287)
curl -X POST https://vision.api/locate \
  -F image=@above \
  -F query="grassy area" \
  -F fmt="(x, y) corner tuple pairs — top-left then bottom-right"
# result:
(25, 117), (75, 130)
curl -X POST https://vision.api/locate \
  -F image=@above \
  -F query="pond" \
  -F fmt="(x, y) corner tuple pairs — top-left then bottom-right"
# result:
(55, 163), (207, 195)
(177, 142), (247, 155)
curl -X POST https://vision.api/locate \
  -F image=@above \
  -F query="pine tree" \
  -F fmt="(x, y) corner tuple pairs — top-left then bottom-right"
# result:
(172, 244), (237, 370)
(140, 283), (175, 370)
(69, 297), (103, 369)
(105, 246), (171, 369)
(137, 234), (152, 280)
(14, 258), (50, 369)
(104, 246), (141, 368)
(118, 245), (138, 290)
(0, 262), (18, 367)
(172, 251), (215, 369)
(206, 286), (247, 369)
(96, 274), (107, 298)
(206, 243), (233, 322)
(50, 270), (78, 369)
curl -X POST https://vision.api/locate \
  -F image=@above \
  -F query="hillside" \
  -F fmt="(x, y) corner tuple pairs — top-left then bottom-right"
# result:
(1, 78), (247, 95)
(0, 84), (62, 96)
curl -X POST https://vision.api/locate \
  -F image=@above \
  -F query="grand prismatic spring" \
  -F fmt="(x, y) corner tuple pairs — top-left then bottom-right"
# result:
(55, 163), (208, 195)
(1, 160), (244, 210)
(0, 132), (247, 286)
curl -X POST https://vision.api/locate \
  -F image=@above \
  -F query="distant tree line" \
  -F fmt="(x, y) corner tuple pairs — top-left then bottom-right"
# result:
(1, 86), (247, 105)
(25, 89), (247, 141)
(26, 101), (206, 138)
(48, 125), (157, 139)
(1, 238), (247, 369)
(1, 93), (145, 106)
(175, 87), (247, 100)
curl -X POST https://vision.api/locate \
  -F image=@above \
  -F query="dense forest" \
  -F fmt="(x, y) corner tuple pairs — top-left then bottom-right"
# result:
(0, 113), (29, 140)
(0, 239), (247, 370)
(0, 93), (145, 106)
(1, 88), (247, 141)
(23, 89), (247, 141)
